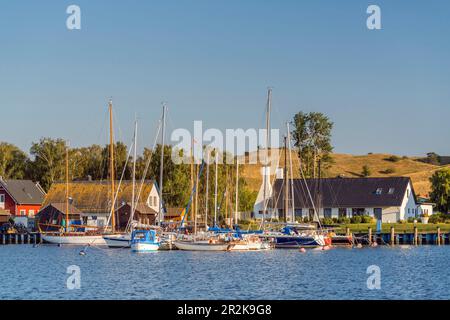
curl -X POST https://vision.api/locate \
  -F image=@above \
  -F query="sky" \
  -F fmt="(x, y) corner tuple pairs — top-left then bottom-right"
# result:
(0, 0), (449, 156)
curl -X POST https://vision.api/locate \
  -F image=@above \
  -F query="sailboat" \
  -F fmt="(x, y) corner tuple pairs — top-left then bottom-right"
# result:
(41, 144), (107, 246)
(174, 154), (234, 252)
(264, 123), (330, 249)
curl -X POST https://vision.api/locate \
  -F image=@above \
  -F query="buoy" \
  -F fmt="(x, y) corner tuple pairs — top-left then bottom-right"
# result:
(371, 242), (378, 247)
(299, 248), (306, 253)
(356, 243), (363, 249)
(79, 250), (86, 256)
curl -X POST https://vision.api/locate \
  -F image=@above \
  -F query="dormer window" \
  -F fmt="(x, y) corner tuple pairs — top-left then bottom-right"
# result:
(388, 188), (395, 194)
(376, 188), (382, 195)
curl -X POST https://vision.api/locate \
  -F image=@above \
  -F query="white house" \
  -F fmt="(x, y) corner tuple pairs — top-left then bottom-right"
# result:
(254, 176), (431, 223)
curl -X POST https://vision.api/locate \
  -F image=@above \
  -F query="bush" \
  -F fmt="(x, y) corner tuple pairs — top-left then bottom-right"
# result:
(350, 216), (362, 224)
(302, 217), (310, 223)
(385, 155), (401, 162)
(338, 217), (350, 224)
(321, 218), (334, 225)
(332, 217), (339, 223)
(361, 215), (373, 223)
(429, 213), (445, 224)
(407, 217), (416, 223)
(382, 168), (396, 174)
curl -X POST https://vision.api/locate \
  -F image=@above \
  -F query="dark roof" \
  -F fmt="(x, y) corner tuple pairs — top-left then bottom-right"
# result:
(39, 203), (83, 215)
(117, 202), (157, 215)
(272, 177), (413, 209)
(0, 179), (45, 205)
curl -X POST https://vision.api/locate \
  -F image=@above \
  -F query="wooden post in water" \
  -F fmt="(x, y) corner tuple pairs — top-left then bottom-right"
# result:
(390, 227), (395, 245)
(437, 227), (441, 245)
(414, 226), (418, 245)
(368, 227), (372, 245)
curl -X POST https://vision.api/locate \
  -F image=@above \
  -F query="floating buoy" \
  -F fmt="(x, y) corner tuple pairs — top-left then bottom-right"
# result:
(299, 248), (306, 253)
(79, 250), (86, 256)
(356, 243), (363, 249)
(371, 242), (378, 247)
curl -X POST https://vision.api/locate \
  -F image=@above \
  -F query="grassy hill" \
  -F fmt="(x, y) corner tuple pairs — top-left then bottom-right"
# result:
(240, 151), (449, 197)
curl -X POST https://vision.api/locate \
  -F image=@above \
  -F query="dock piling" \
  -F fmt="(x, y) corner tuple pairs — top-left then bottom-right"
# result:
(437, 227), (441, 245)
(368, 227), (372, 245)
(414, 227), (418, 245)
(390, 227), (395, 245)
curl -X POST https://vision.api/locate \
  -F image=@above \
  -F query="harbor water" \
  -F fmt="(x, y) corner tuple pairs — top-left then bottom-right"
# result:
(0, 245), (449, 300)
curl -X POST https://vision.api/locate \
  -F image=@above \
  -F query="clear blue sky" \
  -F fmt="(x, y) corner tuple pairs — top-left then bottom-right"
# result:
(1, 0), (449, 156)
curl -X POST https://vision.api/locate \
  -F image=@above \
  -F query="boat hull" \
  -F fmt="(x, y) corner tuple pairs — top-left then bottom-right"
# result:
(273, 235), (326, 248)
(174, 240), (231, 251)
(103, 234), (131, 248)
(131, 242), (159, 252)
(42, 234), (107, 246)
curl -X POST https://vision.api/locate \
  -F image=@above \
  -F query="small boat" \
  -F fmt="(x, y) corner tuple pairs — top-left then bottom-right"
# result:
(131, 229), (160, 252)
(263, 226), (329, 248)
(229, 234), (271, 251)
(103, 233), (131, 248)
(174, 239), (232, 251)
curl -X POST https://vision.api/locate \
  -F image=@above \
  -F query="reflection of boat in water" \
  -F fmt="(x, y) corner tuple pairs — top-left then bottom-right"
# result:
(131, 229), (160, 252)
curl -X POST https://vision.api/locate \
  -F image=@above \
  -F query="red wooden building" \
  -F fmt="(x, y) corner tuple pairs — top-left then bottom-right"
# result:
(0, 177), (45, 218)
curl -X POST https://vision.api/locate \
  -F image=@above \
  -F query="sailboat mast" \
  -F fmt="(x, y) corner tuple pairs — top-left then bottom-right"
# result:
(286, 122), (295, 222)
(194, 163), (199, 234)
(205, 150), (210, 229)
(109, 100), (116, 233)
(262, 88), (272, 227)
(190, 140), (194, 224)
(158, 103), (167, 226)
(284, 136), (288, 224)
(214, 150), (218, 227)
(235, 158), (239, 227)
(131, 119), (138, 225)
(65, 145), (69, 233)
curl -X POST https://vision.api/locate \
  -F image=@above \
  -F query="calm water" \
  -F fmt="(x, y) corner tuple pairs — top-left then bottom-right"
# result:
(0, 245), (448, 300)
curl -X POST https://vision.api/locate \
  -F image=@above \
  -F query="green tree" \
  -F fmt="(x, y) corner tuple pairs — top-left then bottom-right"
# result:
(29, 138), (67, 190)
(429, 168), (450, 213)
(291, 112), (334, 178)
(362, 165), (371, 177)
(0, 142), (29, 179)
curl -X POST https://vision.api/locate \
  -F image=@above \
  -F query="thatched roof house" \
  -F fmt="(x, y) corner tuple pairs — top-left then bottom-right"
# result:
(43, 180), (160, 215)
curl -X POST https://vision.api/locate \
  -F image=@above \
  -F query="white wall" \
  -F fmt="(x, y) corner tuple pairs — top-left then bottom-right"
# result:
(400, 182), (417, 221)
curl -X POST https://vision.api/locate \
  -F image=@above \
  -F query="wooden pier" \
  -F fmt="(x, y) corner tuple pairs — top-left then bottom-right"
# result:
(0, 233), (42, 245)
(352, 227), (450, 245)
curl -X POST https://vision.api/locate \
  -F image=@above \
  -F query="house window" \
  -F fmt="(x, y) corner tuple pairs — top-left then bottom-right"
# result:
(294, 209), (302, 218)
(352, 208), (365, 216)
(154, 196), (158, 207)
(388, 188), (395, 194)
(375, 188), (383, 195)
(308, 208), (315, 220)
(324, 208), (332, 218)
(338, 208), (347, 218)
(28, 210), (35, 217)
(20, 209), (26, 216)
(0, 194), (5, 208)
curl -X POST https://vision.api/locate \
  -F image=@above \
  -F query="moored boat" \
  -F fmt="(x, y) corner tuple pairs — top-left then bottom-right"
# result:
(42, 233), (107, 246)
(103, 233), (131, 248)
(131, 229), (160, 252)
(174, 239), (232, 251)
